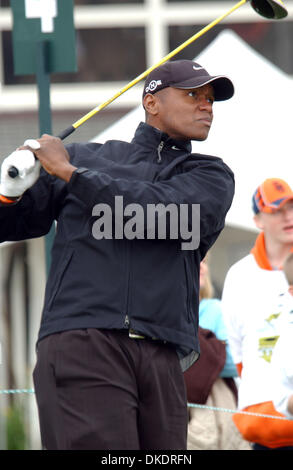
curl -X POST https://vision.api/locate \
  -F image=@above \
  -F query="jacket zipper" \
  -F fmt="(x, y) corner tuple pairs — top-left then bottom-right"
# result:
(157, 141), (164, 163)
(124, 139), (164, 328)
(123, 241), (132, 329)
(184, 257), (192, 323)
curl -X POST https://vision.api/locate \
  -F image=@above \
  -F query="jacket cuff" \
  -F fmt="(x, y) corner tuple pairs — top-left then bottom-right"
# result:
(0, 194), (22, 206)
(68, 167), (89, 186)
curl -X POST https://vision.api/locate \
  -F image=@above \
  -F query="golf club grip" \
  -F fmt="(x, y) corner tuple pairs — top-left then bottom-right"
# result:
(7, 125), (76, 178)
(8, 166), (19, 178)
(57, 125), (75, 141)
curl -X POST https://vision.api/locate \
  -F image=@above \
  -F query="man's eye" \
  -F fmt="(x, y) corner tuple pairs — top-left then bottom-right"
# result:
(188, 91), (214, 103)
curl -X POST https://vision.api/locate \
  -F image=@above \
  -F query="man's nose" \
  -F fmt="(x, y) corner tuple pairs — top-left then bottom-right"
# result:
(199, 98), (213, 112)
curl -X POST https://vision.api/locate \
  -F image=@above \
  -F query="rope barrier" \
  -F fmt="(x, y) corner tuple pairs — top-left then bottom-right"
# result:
(0, 388), (34, 395)
(188, 402), (291, 421)
(0, 388), (292, 421)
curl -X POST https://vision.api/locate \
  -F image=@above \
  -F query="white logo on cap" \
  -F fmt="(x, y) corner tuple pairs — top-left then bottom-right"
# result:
(145, 80), (162, 93)
(193, 65), (203, 71)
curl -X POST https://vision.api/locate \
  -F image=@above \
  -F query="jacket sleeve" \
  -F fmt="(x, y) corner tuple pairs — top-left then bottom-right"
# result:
(0, 169), (66, 243)
(272, 326), (293, 419)
(67, 156), (235, 240)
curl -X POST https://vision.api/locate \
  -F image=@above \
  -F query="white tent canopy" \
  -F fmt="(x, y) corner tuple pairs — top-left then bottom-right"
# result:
(93, 30), (293, 232)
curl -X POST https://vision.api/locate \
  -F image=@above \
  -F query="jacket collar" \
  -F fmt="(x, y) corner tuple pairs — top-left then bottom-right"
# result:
(132, 122), (192, 154)
(251, 232), (273, 270)
(251, 232), (293, 270)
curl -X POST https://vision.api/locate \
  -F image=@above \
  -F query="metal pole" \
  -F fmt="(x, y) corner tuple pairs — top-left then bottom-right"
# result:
(36, 41), (55, 276)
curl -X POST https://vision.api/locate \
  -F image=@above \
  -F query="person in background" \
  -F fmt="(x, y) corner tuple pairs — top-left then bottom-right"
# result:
(198, 255), (237, 378)
(272, 253), (293, 420)
(185, 254), (250, 450)
(222, 178), (293, 450)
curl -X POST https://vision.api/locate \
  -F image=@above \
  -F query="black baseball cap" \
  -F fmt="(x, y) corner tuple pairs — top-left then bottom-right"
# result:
(142, 59), (234, 101)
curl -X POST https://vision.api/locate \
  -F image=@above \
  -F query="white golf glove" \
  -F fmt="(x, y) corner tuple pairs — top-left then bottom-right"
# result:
(0, 149), (41, 198)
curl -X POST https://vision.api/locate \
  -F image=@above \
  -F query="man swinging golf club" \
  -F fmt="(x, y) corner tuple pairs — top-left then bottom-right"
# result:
(0, 0), (288, 451)
(0, 59), (235, 450)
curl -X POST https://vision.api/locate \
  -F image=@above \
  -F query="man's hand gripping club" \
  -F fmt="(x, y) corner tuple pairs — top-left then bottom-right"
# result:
(0, 135), (77, 200)
(0, 139), (41, 199)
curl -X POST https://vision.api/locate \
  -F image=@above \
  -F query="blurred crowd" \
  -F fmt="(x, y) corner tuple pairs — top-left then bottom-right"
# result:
(185, 177), (293, 450)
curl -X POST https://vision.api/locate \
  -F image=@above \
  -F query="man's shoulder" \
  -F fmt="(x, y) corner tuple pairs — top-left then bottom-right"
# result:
(65, 141), (103, 156)
(66, 140), (134, 164)
(189, 151), (234, 178)
(189, 152), (224, 164)
(68, 140), (130, 151)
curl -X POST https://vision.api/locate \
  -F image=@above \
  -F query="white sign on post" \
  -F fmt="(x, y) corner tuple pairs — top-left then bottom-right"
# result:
(25, 0), (58, 33)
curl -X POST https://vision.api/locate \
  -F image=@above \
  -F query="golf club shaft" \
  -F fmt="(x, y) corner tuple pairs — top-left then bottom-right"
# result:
(57, 0), (247, 140)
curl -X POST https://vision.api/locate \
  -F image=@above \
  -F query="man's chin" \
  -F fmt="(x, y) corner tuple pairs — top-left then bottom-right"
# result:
(191, 134), (209, 142)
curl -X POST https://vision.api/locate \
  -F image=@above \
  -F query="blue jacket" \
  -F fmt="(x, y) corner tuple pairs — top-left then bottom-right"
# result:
(199, 298), (238, 377)
(0, 122), (234, 370)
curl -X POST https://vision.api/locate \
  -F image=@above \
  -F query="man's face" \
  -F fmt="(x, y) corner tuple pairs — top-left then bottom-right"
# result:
(254, 200), (293, 246)
(144, 84), (214, 141)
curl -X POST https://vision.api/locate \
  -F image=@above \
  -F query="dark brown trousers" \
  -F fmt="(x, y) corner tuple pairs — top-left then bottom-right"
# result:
(33, 328), (188, 450)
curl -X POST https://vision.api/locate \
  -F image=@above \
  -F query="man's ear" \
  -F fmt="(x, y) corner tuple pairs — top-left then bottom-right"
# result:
(253, 213), (264, 231)
(143, 93), (159, 117)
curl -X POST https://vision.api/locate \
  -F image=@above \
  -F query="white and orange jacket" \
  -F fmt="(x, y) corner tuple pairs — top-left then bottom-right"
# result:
(222, 232), (293, 448)
(272, 306), (293, 420)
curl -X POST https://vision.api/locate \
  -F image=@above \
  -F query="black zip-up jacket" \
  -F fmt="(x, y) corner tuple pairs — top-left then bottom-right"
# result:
(0, 122), (235, 370)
